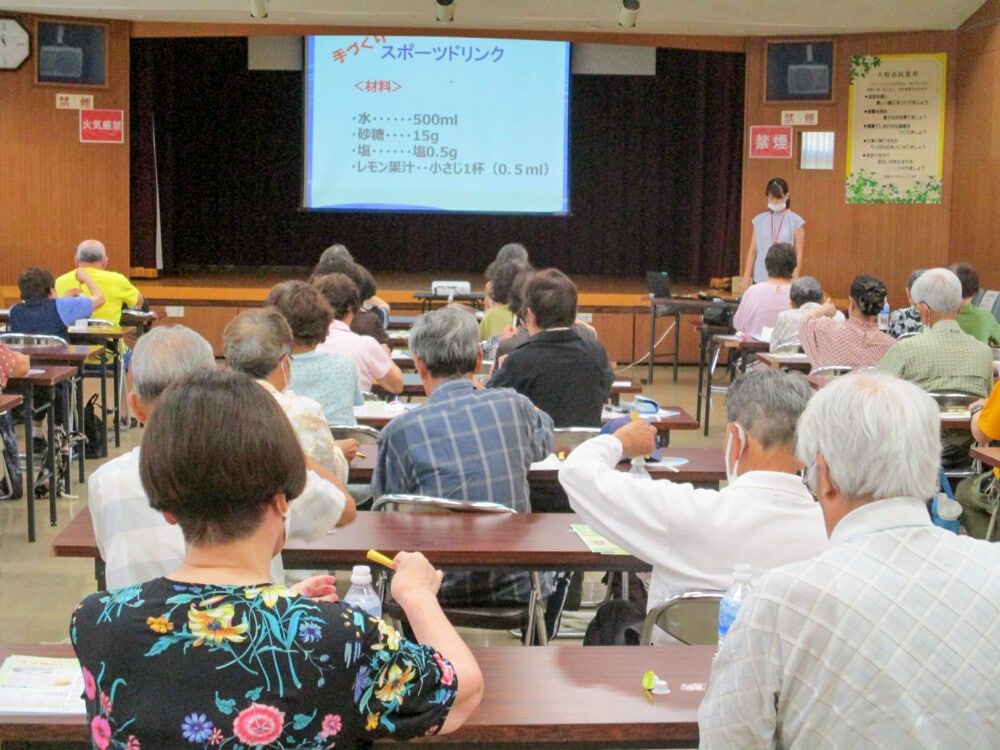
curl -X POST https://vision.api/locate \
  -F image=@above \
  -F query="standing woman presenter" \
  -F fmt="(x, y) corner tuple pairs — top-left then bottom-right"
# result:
(741, 177), (805, 289)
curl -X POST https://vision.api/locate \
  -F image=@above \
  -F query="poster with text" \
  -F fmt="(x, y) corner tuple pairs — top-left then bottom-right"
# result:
(846, 53), (946, 204)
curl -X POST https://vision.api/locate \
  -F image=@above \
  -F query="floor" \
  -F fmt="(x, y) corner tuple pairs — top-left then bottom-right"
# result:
(0, 362), (731, 646)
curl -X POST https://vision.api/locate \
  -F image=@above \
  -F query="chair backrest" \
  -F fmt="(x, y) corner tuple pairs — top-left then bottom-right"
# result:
(86, 318), (116, 328)
(552, 427), (602, 456)
(0, 333), (68, 348)
(640, 590), (725, 645)
(328, 424), (380, 444)
(929, 391), (979, 409)
(808, 365), (853, 378)
(897, 330), (922, 340)
(360, 390), (382, 402)
(372, 493), (515, 514)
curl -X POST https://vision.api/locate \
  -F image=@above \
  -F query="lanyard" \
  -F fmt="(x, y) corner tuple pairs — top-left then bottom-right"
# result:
(770, 211), (787, 245)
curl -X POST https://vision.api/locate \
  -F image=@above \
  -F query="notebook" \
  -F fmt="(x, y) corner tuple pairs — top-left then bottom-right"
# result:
(645, 271), (671, 299)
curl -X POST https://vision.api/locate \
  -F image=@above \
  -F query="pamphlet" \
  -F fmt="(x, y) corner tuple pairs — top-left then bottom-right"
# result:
(0, 654), (86, 714)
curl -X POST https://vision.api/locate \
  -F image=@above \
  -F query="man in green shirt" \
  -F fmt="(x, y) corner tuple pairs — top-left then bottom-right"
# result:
(878, 267), (993, 398)
(950, 262), (1000, 346)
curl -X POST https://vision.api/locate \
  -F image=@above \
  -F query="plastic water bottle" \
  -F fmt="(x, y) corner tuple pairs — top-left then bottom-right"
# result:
(343, 565), (382, 619)
(629, 455), (651, 479)
(877, 301), (890, 331)
(717, 563), (753, 650)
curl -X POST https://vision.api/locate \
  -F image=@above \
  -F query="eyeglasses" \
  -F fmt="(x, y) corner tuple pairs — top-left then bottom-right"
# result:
(800, 463), (819, 502)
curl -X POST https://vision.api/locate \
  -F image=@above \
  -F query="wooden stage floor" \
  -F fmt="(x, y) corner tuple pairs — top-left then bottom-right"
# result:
(130, 269), (713, 312)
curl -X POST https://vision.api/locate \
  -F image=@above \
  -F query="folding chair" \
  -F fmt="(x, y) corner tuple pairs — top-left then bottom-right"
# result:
(328, 424), (380, 444)
(372, 493), (551, 645)
(640, 590), (725, 645)
(808, 365), (854, 378)
(930, 391), (981, 483)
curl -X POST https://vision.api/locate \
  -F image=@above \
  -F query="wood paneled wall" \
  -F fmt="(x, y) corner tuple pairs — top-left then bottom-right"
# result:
(953, 0), (1000, 293)
(0, 15), (131, 287)
(3, 13), (996, 304)
(741, 31), (958, 309)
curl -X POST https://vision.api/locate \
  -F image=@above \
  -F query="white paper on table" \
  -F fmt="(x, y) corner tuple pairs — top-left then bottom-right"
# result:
(0, 654), (86, 714)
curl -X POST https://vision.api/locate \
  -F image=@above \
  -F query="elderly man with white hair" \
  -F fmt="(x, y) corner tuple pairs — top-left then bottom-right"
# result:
(877, 266), (993, 397)
(54, 239), (143, 325)
(89, 325), (352, 592)
(560, 368), (828, 627)
(699, 371), (1000, 747)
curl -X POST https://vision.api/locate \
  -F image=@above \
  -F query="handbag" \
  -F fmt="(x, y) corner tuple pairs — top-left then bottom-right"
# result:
(83, 393), (107, 459)
(954, 470), (1000, 540)
(702, 301), (734, 328)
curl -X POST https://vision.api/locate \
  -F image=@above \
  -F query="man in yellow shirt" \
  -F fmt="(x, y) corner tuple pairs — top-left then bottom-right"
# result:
(54, 239), (143, 324)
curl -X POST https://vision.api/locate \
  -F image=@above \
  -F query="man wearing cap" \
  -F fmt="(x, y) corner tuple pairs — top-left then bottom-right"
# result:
(559, 369), (828, 635)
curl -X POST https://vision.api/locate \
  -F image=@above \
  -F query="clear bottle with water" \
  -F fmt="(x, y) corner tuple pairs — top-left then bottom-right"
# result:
(877, 301), (890, 331)
(717, 563), (753, 650)
(342, 565), (382, 619)
(629, 455), (651, 479)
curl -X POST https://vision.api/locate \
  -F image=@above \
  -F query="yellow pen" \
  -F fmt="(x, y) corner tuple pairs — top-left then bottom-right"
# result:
(366, 549), (396, 569)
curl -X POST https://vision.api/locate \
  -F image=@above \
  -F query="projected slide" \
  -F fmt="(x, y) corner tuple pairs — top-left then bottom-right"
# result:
(304, 35), (570, 214)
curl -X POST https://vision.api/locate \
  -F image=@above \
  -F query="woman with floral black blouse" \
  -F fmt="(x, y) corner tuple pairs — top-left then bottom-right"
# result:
(71, 369), (482, 749)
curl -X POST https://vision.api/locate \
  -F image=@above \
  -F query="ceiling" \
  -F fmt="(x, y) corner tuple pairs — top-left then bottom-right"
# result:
(0, 0), (989, 38)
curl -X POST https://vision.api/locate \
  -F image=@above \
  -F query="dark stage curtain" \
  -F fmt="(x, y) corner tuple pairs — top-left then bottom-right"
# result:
(130, 41), (744, 283)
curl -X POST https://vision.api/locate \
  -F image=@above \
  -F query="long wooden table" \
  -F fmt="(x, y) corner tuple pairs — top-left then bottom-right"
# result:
(754, 351), (812, 371)
(348, 446), (725, 486)
(6, 365), (78, 541)
(354, 403), (699, 435)
(7, 343), (104, 484)
(0, 642), (711, 748)
(53, 508), (652, 590)
(66, 324), (137, 449)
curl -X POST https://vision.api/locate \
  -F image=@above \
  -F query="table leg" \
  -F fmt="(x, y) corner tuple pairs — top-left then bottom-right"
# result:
(696, 325), (707, 423)
(672, 311), (681, 383)
(647, 301), (656, 385)
(95, 558), (107, 591)
(98, 347), (109, 456)
(45, 387), (57, 525)
(75, 372), (85, 483)
(61, 379), (73, 497)
(112, 345), (121, 448)
(23, 382), (35, 543)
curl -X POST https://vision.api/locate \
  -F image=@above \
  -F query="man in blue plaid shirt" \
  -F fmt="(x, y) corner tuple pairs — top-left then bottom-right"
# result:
(373, 306), (554, 608)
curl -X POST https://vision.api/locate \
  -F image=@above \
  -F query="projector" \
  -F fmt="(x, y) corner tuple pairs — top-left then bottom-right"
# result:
(431, 280), (471, 296)
(39, 45), (83, 78)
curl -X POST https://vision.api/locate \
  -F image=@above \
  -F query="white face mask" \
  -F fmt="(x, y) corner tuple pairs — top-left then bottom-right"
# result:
(768, 200), (787, 212)
(724, 423), (746, 484)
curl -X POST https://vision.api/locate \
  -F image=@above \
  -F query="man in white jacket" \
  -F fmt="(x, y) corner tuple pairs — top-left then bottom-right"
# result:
(559, 368), (828, 623)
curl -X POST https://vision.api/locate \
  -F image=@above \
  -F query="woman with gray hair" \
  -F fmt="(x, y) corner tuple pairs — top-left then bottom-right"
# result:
(223, 307), (357, 486)
(769, 276), (843, 352)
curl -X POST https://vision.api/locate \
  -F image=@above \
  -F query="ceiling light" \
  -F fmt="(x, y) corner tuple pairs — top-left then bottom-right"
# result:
(250, 0), (268, 19)
(618, 0), (639, 27)
(436, 0), (455, 23)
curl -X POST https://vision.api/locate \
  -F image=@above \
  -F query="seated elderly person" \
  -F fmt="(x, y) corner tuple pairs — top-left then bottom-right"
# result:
(266, 280), (363, 426)
(732, 243), (796, 337)
(373, 306), (556, 614)
(878, 267), (993, 398)
(950, 262), (1000, 346)
(314, 273), (404, 395)
(768, 276), (842, 352)
(72, 369), (483, 747)
(223, 307), (358, 484)
(799, 274), (896, 368)
(699, 372), (1000, 747)
(479, 258), (530, 341)
(560, 368), (827, 639)
(888, 268), (925, 338)
(89, 325), (353, 589)
(312, 251), (392, 350)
